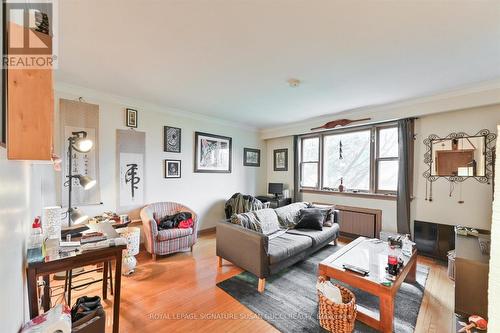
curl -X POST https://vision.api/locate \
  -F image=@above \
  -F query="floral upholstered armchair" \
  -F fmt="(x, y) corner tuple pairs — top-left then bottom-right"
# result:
(140, 202), (198, 260)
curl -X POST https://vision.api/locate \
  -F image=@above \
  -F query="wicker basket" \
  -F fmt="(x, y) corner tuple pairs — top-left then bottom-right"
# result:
(317, 277), (357, 333)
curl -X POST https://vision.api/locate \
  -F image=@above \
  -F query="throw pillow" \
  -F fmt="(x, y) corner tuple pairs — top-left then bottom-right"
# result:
(295, 208), (326, 230)
(274, 202), (308, 228)
(252, 208), (282, 236)
(307, 203), (335, 227)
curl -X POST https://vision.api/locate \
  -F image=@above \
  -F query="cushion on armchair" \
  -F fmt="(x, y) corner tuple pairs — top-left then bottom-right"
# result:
(157, 227), (193, 241)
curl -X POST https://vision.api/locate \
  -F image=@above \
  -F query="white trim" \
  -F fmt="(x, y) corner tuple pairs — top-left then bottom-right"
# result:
(260, 78), (500, 139)
(55, 81), (260, 132)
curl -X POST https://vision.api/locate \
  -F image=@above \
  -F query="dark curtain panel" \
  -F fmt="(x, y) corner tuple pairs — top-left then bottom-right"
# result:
(397, 118), (414, 235)
(293, 135), (301, 202)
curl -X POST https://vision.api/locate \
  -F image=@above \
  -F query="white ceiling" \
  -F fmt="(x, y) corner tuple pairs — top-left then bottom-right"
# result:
(56, 0), (500, 129)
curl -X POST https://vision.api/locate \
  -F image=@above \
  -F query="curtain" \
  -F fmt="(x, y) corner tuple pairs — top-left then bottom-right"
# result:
(293, 135), (302, 203)
(397, 118), (414, 235)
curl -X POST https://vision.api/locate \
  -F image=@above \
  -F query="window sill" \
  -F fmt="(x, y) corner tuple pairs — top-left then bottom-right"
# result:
(300, 188), (397, 201)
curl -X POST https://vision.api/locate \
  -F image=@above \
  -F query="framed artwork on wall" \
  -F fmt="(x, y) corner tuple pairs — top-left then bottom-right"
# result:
(274, 148), (288, 171)
(164, 126), (181, 153)
(194, 131), (232, 173)
(243, 148), (260, 167)
(126, 108), (138, 128)
(164, 159), (181, 178)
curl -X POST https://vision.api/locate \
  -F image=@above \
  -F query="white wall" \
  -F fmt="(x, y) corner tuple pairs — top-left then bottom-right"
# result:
(42, 84), (266, 230)
(265, 104), (500, 232)
(488, 125), (500, 331)
(0, 148), (45, 332)
(413, 105), (499, 230)
(266, 136), (294, 196)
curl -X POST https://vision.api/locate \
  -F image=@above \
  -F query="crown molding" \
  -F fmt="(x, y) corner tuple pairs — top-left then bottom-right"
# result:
(260, 78), (500, 139)
(54, 81), (260, 132)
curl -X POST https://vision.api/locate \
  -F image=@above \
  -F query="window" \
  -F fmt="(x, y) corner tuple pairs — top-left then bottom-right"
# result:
(300, 137), (319, 187)
(299, 124), (399, 195)
(376, 127), (399, 192)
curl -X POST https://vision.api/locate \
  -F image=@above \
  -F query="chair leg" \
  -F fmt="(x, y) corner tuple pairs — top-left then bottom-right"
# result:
(152, 254), (157, 261)
(218, 256), (223, 267)
(190, 245), (194, 252)
(334, 238), (338, 246)
(258, 278), (266, 293)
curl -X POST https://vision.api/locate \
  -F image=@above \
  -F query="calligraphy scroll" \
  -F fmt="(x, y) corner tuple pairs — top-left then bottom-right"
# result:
(60, 99), (101, 206)
(116, 129), (145, 210)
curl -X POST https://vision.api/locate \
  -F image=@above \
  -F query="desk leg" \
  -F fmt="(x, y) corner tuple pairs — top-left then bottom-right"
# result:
(42, 275), (50, 311)
(27, 268), (39, 319)
(67, 270), (73, 306)
(113, 252), (123, 333)
(103, 261), (108, 300)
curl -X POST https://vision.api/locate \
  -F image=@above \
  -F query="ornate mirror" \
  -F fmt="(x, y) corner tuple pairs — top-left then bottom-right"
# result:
(423, 129), (496, 183)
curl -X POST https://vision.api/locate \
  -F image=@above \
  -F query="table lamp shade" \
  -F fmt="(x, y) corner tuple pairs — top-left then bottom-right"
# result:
(42, 206), (62, 240)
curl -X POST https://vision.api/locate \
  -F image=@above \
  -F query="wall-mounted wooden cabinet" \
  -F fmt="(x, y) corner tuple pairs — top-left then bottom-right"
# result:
(7, 68), (54, 160)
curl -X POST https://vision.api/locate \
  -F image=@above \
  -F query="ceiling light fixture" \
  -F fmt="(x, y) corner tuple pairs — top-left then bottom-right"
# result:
(287, 78), (301, 88)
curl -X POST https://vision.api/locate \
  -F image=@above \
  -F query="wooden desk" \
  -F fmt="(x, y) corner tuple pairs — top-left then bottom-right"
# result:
(27, 245), (125, 333)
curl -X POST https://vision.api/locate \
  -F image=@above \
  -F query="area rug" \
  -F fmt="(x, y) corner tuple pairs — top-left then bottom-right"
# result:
(217, 244), (429, 333)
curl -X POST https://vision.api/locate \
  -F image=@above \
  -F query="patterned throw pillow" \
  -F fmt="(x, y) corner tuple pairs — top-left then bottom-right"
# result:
(252, 208), (282, 235)
(274, 202), (308, 228)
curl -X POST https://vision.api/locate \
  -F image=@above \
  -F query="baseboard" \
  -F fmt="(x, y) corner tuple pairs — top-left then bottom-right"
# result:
(198, 227), (216, 236)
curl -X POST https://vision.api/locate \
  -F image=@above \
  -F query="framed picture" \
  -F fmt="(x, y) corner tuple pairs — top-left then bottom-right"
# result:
(164, 159), (181, 178)
(126, 108), (138, 128)
(274, 148), (288, 171)
(243, 148), (260, 167)
(164, 126), (181, 153)
(194, 132), (232, 173)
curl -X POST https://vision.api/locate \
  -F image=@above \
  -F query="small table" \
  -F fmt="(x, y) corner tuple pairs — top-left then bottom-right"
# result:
(27, 244), (126, 333)
(318, 237), (417, 333)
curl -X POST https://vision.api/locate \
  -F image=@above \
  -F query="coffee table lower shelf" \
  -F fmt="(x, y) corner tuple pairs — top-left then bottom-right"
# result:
(318, 237), (417, 333)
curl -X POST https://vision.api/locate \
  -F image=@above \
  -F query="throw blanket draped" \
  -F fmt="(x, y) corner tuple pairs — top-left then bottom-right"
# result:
(224, 193), (265, 219)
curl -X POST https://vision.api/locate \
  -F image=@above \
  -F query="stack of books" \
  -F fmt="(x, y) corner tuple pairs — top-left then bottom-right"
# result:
(80, 232), (107, 245)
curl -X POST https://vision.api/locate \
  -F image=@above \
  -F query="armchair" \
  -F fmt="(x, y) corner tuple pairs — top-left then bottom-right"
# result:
(140, 202), (198, 260)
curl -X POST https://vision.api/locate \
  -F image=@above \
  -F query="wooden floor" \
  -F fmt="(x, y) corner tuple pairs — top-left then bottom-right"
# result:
(52, 233), (455, 333)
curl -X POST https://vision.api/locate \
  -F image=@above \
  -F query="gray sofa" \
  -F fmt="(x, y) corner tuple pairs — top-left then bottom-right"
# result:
(216, 202), (340, 293)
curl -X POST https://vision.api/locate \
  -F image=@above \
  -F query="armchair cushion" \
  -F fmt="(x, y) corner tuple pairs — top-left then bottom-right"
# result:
(157, 227), (193, 241)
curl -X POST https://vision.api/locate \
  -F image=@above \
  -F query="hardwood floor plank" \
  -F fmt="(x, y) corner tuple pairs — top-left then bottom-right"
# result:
(51, 233), (453, 332)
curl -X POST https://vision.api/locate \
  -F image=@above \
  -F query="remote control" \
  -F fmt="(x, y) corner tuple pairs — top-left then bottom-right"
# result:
(343, 264), (369, 276)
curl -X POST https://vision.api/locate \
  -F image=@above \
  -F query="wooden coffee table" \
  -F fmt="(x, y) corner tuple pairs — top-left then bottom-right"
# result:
(318, 237), (417, 333)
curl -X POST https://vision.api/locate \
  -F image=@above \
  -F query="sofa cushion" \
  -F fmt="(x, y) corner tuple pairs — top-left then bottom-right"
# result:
(157, 227), (193, 241)
(253, 208), (282, 235)
(286, 224), (339, 246)
(308, 203), (337, 227)
(274, 202), (308, 228)
(231, 212), (261, 232)
(295, 208), (327, 230)
(268, 233), (313, 265)
(231, 208), (282, 236)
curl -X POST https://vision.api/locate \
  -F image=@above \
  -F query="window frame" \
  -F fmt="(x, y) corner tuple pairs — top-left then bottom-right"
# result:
(298, 122), (399, 197)
(299, 136), (321, 189)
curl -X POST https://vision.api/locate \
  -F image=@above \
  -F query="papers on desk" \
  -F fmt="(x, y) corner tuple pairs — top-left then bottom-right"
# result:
(80, 238), (127, 252)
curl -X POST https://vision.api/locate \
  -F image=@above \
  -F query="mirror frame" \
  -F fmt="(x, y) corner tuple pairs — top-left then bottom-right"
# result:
(423, 129), (496, 184)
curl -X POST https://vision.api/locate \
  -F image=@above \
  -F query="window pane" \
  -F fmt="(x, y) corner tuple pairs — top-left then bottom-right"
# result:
(301, 163), (318, 187)
(323, 130), (371, 191)
(379, 127), (398, 158)
(378, 160), (398, 191)
(302, 137), (319, 162)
